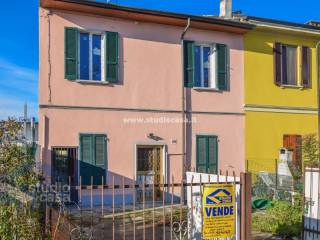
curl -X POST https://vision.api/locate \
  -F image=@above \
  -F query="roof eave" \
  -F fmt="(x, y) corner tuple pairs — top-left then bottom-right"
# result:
(40, 0), (254, 34)
(253, 22), (320, 37)
(235, 15), (320, 37)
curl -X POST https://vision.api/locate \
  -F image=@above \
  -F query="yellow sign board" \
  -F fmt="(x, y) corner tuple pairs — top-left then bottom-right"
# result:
(202, 183), (235, 239)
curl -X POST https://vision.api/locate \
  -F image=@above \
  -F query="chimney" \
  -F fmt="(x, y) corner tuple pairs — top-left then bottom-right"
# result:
(220, 0), (232, 19)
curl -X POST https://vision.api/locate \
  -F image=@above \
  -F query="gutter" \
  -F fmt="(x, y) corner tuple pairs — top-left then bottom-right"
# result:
(254, 23), (320, 37)
(245, 15), (320, 31)
(40, 0), (253, 34)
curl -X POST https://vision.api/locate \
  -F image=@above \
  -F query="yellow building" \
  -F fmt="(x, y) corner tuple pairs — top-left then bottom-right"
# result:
(239, 16), (320, 173)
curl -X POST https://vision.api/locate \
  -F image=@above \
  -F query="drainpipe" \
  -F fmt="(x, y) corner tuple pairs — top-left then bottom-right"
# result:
(180, 18), (191, 185)
(316, 41), (320, 148)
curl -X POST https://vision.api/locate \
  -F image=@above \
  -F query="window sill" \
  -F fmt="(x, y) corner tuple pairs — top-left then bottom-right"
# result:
(193, 87), (222, 92)
(75, 80), (111, 85)
(280, 85), (304, 90)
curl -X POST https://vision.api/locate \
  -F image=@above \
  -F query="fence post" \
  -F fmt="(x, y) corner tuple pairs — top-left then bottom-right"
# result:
(275, 158), (278, 190)
(240, 172), (252, 240)
(301, 167), (305, 240)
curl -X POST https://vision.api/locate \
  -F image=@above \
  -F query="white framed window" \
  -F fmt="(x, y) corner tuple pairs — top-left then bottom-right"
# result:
(78, 31), (105, 81)
(194, 44), (215, 88)
(193, 43), (228, 90)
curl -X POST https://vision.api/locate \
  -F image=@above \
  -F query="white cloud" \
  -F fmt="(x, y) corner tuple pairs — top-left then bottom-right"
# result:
(0, 58), (37, 80)
(0, 58), (38, 120)
(0, 58), (38, 95)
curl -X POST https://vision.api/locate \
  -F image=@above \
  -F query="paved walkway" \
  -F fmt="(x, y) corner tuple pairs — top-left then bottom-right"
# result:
(252, 231), (283, 240)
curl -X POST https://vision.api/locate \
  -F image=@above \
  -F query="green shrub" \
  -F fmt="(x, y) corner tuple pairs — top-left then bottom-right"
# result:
(252, 200), (302, 238)
(0, 203), (44, 240)
(0, 119), (49, 239)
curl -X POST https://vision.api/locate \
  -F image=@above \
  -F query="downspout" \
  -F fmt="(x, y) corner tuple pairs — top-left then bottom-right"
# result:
(316, 41), (320, 147)
(180, 18), (191, 185)
(46, 9), (52, 103)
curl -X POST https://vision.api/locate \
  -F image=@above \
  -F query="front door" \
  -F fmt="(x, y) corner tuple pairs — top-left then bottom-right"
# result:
(51, 147), (78, 201)
(136, 145), (163, 201)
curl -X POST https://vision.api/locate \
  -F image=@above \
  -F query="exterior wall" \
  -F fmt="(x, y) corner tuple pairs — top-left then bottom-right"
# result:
(39, 108), (244, 180)
(244, 29), (319, 173)
(39, 7), (245, 185)
(39, 9), (244, 113)
(39, 108), (184, 183)
(245, 111), (317, 172)
(244, 30), (318, 108)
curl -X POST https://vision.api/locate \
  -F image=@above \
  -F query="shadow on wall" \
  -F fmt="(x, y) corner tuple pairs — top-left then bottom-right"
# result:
(42, 115), (51, 180)
(245, 36), (274, 56)
(74, 170), (182, 207)
(185, 87), (193, 171)
(41, 123), (182, 207)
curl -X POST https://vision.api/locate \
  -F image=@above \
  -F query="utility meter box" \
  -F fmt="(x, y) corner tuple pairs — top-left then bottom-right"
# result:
(278, 148), (293, 178)
(279, 147), (293, 164)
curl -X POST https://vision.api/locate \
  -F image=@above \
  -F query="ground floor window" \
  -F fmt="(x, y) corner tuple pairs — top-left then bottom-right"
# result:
(79, 134), (106, 185)
(196, 135), (218, 174)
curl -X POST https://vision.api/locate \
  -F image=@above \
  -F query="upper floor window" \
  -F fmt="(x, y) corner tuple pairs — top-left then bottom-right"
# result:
(274, 42), (311, 88)
(184, 41), (229, 91)
(79, 32), (103, 81)
(194, 44), (212, 88)
(64, 27), (119, 83)
(281, 45), (297, 86)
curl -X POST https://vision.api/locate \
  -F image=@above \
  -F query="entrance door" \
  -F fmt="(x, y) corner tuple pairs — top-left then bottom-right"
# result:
(51, 147), (78, 201)
(136, 145), (163, 201)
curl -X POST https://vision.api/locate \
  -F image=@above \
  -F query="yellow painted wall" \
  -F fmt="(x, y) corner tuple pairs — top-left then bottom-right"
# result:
(244, 30), (318, 108)
(244, 29), (319, 173)
(245, 111), (317, 173)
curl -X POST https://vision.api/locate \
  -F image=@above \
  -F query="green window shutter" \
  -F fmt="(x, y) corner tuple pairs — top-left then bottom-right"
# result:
(196, 136), (207, 173)
(196, 135), (218, 174)
(208, 136), (218, 174)
(105, 31), (119, 83)
(183, 40), (194, 88)
(80, 135), (93, 185)
(95, 136), (105, 168)
(93, 135), (106, 185)
(64, 27), (78, 80)
(217, 44), (228, 91)
(80, 134), (106, 185)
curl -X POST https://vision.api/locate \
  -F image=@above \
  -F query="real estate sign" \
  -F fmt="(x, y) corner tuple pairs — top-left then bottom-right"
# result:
(202, 183), (235, 239)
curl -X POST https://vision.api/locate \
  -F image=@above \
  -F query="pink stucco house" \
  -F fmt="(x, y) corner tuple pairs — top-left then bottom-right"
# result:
(39, 0), (252, 199)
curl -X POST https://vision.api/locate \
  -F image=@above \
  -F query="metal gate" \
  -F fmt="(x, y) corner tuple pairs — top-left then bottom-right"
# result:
(303, 168), (320, 239)
(47, 170), (251, 240)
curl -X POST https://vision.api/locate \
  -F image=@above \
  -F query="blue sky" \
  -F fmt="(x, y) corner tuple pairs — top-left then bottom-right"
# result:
(0, 0), (319, 119)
